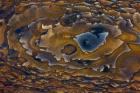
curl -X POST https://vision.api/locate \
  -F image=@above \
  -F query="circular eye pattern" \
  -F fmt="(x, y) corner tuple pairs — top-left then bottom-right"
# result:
(99, 65), (111, 73)
(1, 0), (140, 93)
(61, 44), (77, 55)
(74, 30), (108, 52)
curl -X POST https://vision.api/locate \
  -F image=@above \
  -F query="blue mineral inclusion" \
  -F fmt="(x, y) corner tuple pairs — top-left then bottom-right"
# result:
(15, 25), (28, 38)
(74, 31), (108, 52)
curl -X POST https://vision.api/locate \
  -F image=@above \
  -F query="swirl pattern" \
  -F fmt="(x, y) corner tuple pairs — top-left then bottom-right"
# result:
(0, 0), (140, 93)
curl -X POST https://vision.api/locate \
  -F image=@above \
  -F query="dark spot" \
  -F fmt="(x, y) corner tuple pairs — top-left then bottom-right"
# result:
(32, 55), (42, 62)
(0, 41), (8, 48)
(61, 44), (77, 55)
(32, 52), (57, 65)
(82, 76), (93, 82)
(41, 31), (48, 35)
(75, 32), (97, 52)
(4, 80), (13, 86)
(116, 8), (127, 13)
(8, 49), (18, 59)
(20, 67), (33, 76)
(0, 21), (3, 26)
(61, 12), (82, 26)
(15, 25), (28, 39)
(90, 25), (107, 38)
(100, 65), (110, 72)
(84, 0), (94, 4)
(73, 59), (92, 66)
(118, 19), (132, 31)
(0, 6), (15, 23)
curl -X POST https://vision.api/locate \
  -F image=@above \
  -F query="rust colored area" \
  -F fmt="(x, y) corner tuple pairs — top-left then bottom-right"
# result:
(0, 0), (140, 93)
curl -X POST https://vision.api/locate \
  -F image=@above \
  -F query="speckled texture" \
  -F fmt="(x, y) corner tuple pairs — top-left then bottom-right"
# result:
(0, 0), (140, 93)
